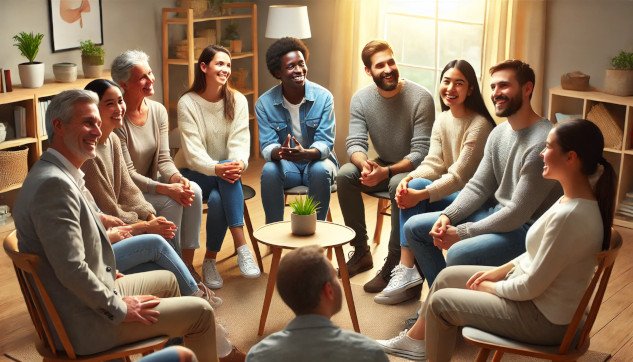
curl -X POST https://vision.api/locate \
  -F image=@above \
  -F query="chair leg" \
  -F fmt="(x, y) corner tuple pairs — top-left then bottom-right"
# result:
(326, 208), (332, 222)
(491, 350), (504, 362)
(373, 199), (387, 245)
(475, 348), (491, 362)
(244, 201), (264, 273)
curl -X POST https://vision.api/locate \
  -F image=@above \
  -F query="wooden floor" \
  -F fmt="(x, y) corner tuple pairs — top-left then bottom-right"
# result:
(1, 157), (633, 360)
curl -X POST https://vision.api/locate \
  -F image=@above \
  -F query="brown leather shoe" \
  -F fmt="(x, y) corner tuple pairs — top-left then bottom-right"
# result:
(219, 346), (246, 362)
(343, 245), (373, 278)
(363, 251), (400, 293)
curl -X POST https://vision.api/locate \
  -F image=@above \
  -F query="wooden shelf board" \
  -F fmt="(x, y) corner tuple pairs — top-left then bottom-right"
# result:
(167, 52), (253, 65)
(550, 86), (633, 106)
(624, 149), (633, 156)
(165, 13), (251, 25)
(167, 59), (190, 65)
(0, 138), (37, 150)
(1, 71), (112, 104)
(232, 52), (254, 59)
(614, 214), (633, 229)
(605, 147), (623, 154)
(0, 183), (23, 194)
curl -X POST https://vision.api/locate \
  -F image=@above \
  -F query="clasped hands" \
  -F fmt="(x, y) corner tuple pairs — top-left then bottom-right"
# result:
(215, 160), (245, 184)
(163, 174), (196, 207)
(359, 160), (388, 187)
(429, 214), (461, 250)
(278, 134), (310, 162)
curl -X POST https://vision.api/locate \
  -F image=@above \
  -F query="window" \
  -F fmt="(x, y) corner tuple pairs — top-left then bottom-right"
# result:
(381, 0), (487, 100)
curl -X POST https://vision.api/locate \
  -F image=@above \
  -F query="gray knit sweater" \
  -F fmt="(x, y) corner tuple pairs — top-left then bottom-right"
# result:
(443, 118), (562, 239)
(346, 80), (435, 167)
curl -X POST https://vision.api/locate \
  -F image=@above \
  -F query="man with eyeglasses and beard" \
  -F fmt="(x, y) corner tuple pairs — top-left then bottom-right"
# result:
(337, 40), (435, 304)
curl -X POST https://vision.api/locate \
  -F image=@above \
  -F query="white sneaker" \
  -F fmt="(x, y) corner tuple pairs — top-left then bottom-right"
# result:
(377, 329), (426, 360)
(237, 245), (261, 278)
(202, 258), (223, 289)
(381, 263), (423, 296)
(193, 282), (223, 308)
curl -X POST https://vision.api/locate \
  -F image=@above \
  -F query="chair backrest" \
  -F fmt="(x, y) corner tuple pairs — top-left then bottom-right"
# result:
(3, 230), (79, 359)
(558, 228), (623, 354)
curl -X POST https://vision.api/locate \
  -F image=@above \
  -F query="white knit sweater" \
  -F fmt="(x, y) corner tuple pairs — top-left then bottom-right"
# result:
(174, 91), (250, 176)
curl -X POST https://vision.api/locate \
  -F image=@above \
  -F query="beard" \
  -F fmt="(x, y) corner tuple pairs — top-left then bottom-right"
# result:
(372, 69), (400, 91)
(493, 93), (523, 117)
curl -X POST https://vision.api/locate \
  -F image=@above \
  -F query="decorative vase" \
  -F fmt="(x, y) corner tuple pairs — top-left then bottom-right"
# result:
(82, 55), (104, 79)
(603, 69), (633, 96)
(53, 63), (78, 83)
(17, 62), (45, 88)
(291, 212), (317, 236)
(230, 40), (242, 54)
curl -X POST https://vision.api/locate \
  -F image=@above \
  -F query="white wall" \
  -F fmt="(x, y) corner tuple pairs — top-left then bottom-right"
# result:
(543, 0), (633, 114)
(0, 0), (175, 101)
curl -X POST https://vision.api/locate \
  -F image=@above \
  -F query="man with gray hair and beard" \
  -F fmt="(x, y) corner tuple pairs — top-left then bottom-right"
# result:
(246, 245), (388, 362)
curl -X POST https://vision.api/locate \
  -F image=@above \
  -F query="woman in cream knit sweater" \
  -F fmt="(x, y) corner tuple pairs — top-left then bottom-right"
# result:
(379, 60), (496, 298)
(175, 45), (260, 290)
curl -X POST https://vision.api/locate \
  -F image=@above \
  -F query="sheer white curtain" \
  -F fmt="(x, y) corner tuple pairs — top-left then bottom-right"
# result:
(328, 0), (380, 163)
(482, 0), (547, 122)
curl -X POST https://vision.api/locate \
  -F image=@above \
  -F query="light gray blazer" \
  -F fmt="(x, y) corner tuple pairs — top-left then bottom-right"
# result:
(14, 151), (127, 354)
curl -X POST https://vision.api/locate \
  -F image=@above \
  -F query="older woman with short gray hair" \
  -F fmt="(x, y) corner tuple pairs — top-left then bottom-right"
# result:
(112, 50), (204, 282)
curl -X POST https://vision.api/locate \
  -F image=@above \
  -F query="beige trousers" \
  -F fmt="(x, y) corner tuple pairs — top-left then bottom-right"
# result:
(423, 265), (568, 362)
(111, 270), (218, 361)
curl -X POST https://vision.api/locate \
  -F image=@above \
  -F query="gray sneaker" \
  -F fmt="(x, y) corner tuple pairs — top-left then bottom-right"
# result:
(377, 329), (426, 360)
(202, 258), (223, 289)
(381, 263), (423, 296)
(237, 245), (261, 278)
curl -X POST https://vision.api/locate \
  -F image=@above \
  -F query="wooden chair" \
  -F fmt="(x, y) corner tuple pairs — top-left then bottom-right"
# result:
(3, 230), (169, 361)
(363, 190), (391, 245)
(462, 229), (623, 361)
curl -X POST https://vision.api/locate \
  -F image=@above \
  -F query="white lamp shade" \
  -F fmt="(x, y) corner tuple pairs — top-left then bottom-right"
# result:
(265, 5), (311, 39)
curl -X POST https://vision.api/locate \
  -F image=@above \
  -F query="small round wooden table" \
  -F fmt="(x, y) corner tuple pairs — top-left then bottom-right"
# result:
(253, 220), (359, 336)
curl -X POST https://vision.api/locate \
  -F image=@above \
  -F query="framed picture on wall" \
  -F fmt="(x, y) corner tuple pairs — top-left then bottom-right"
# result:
(49, 0), (103, 52)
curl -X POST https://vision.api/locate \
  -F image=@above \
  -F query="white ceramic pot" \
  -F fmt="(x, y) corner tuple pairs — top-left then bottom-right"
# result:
(18, 62), (45, 88)
(291, 212), (317, 236)
(53, 63), (78, 83)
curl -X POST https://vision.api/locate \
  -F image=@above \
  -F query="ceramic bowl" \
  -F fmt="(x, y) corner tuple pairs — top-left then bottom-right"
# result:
(53, 63), (78, 83)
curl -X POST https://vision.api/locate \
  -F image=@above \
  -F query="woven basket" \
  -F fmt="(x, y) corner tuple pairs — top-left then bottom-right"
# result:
(586, 103), (623, 149)
(0, 146), (28, 190)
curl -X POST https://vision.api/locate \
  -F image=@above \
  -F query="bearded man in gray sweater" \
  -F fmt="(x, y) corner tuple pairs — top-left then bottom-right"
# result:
(337, 40), (435, 301)
(403, 59), (562, 291)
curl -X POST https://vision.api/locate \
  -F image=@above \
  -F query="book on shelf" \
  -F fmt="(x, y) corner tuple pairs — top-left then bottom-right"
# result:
(0, 68), (4, 93)
(13, 105), (27, 138)
(38, 100), (50, 136)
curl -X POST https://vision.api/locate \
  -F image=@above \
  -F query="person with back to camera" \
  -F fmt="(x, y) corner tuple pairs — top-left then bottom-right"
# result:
(174, 45), (260, 290)
(377, 118), (616, 361)
(111, 50), (204, 282)
(246, 245), (389, 362)
(375, 59), (496, 302)
(256, 37), (338, 223)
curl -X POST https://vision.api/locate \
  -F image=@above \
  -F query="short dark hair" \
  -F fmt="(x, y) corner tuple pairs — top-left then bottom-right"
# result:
(276, 245), (332, 315)
(361, 40), (393, 69)
(489, 59), (536, 99)
(84, 79), (120, 100)
(265, 37), (309, 78)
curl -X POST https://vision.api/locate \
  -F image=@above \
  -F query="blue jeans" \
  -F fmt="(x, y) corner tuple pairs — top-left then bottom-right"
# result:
(404, 204), (530, 287)
(260, 159), (336, 223)
(399, 178), (460, 248)
(181, 166), (244, 252)
(112, 234), (198, 296)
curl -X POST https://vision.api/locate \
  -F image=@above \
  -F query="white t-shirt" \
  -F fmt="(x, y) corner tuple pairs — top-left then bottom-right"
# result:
(283, 96), (306, 147)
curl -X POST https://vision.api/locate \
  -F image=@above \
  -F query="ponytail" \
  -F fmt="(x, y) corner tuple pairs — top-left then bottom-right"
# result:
(595, 159), (616, 249)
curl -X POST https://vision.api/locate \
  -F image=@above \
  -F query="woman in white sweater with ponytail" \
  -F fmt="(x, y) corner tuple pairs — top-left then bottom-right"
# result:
(175, 45), (260, 291)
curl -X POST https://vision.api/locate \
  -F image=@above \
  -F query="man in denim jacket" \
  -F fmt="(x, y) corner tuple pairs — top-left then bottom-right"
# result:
(256, 37), (337, 223)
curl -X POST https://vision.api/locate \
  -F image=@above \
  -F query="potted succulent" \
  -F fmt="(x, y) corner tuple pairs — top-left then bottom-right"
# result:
(603, 50), (633, 96)
(12, 31), (45, 88)
(224, 22), (242, 53)
(289, 195), (321, 235)
(80, 40), (105, 79)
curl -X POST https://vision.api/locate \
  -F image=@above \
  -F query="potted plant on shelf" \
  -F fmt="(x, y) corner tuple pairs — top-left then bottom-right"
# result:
(603, 50), (633, 96)
(224, 22), (242, 54)
(80, 40), (105, 79)
(289, 195), (321, 236)
(12, 31), (45, 88)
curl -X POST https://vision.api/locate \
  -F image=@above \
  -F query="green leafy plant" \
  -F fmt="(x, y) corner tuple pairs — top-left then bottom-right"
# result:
(289, 195), (321, 215)
(224, 23), (240, 40)
(79, 40), (105, 57)
(13, 31), (44, 63)
(610, 50), (633, 70)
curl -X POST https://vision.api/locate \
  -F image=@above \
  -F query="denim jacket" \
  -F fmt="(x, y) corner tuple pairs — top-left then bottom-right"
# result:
(256, 80), (337, 166)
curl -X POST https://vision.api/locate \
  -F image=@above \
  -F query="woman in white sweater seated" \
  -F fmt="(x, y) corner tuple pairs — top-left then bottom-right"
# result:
(174, 45), (260, 290)
(377, 118), (616, 361)
(379, 59), (496, 298)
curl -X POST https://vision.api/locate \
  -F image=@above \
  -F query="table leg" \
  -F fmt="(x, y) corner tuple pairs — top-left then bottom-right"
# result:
(334, 245), (360, 333)
(258, 246), (282, 336)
